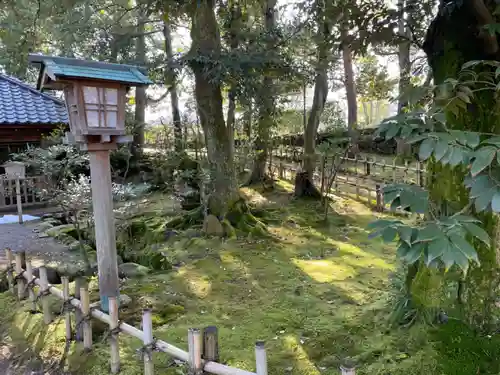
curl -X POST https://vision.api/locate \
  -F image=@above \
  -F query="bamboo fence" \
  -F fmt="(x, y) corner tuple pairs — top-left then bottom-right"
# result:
(4, 249), (269, 375)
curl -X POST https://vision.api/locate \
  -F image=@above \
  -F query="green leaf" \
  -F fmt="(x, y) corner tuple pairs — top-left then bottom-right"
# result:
(382, 227), (398, 243)
(434, 140), (449, 161)
(390, 198), (401, 211)
(402, 243), (425, 264)
(385, 125), (400, 140)
(406, 134), (428, 144)
(449, 233), (479, 263)
(483, 136), (500, 147)
(463, 222), (491, 245)
(383, 190), (400, 205)
(417, 225), (442, 242)
(469, 175), (494, 198)
(491, 191), (500, 213)
(419, 138), (436, 161)
(448, 147), (465, 166)
(426, 237), (448, 265)
(398, 226), (413, 245)
(474, 187), (496, 212)
(441, 244), (456, 271)
(453, 215), (480, 223)
(464, 132), (480, 148)
(451, 243), (471, 273)
(471, 147), (497, 176)
(367, 219), (398, 230)
(397, 242), (411, 258)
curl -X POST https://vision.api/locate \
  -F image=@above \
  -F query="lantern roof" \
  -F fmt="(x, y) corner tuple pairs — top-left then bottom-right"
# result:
(28, 54), (153, 90)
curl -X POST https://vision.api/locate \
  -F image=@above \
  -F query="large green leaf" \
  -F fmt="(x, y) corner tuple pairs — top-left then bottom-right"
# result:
(397, 242), (411, 258)
(426, 237), (448, 265)
(474, 187), (496, 212)
(483, 136), (500, 147)
(434, 140), (449, 161)
(417, 224), (442, 242)
(441, 245), (456, 271)
(367, 219), (399, 230)
(449, 233), (479, 263)
(464, 132), (480, 148)
(463, 222), (491, 245)
(402, 243), (425, 264)
(451, 243), (471, 273)
(469, 175), (495, 198)
(419, 138), (436, 161)
(471, 146), (497, 176)
(385, 125), (400, 140)
(398, 226), (413, 245)
(382, 227), (398, 243)
(492, 191), (500, 213)
(448, 147), (465, 166)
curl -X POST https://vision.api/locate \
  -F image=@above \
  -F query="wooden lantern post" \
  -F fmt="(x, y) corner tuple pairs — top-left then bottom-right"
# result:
(29, 54), (152, 311)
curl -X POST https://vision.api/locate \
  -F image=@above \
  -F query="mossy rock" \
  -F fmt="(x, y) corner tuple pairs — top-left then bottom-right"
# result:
(118, 263), (151, 278)
(46, 224), (79, 240)
(151, 304), (185, 327)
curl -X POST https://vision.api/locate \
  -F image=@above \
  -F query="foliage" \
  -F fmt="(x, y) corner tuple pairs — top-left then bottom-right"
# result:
(356, 54), (395, 103)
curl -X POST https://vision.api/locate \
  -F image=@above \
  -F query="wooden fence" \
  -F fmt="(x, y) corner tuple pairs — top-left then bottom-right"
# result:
(4, 249), (270, 375)
(0, 175), (46, 210)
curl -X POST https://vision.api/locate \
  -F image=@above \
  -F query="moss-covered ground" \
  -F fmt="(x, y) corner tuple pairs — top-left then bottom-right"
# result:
(1, 180), (500, 374)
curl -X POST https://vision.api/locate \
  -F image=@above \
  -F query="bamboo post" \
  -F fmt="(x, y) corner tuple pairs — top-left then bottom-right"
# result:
(340, 365), (356, 375)
(74, 277), (84, 342)
(354, 156), (360, 199)
(203, 326), (219, 364)
(320, 155), (326, 196)
(62, 276), (72, 341)
(5, 249), (14, 294)
(365, 157), (370, 176)
(142, 309), (154, 375)
(255, 341), (268, 375)
(404, 160), (409, 183)
(25, 260), (37, 313)
(109, 296), (120, 374)
(392, 159), (396, 182)
(15, 177), (23, 224)
(375, 184), (382, 212)
(80, 286), (92, 351)
(188, 328), (203, 375)
(418, 161), (425, 187)
(39, 266), (52, 324)
(279, 162), (284, 179)
(14, 252), (25, 300)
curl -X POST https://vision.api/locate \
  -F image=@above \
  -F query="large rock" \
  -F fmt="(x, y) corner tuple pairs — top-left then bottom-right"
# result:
(203, 215), (224, 236)
(118, 263), (151, 278)
(46, 224), (78, 240)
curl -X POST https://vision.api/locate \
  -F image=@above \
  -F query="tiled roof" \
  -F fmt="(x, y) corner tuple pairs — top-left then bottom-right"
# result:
(29, 54), (152, 86)
(0, 74), (68, 125)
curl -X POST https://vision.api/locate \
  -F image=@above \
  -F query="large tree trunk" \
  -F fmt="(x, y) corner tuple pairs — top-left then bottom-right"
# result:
(396, 0), (412, 155)
(295, 8), (330, 199)
(134, 9), (147, 155)
(189, 0), (239, 217)
(423, 0), (500, 331)
(247, 0), (277, 185)
(341, 23), (358, 152)
(163, 17), (183, 152)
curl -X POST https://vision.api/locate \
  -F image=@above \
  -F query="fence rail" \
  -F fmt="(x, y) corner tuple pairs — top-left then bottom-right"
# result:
(4, 249), (267, 375)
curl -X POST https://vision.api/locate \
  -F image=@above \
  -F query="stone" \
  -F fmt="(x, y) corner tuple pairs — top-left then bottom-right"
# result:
(33, 222), (54, 233)
(46, 224), (78, 239)
(203, 215), (224, 236)
(120, 294), (132, 307)
(184, 228), (203, 238)
(118, 263), (151, 278)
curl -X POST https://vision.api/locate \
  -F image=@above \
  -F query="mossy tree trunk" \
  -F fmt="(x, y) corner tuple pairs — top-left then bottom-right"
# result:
(423, 0), (500, 330)
(188, 0), (240, 218)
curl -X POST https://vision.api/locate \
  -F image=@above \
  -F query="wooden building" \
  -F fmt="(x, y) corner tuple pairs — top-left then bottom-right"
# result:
(0, 74), (68, 162)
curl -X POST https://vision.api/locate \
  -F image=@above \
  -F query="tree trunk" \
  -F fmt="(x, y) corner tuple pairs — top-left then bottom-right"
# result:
(396, 0), (412, 156)
(188, 0), (239, 217)
(341, 24), (358, 152)
(247, 0), (277, 185)
(295, 8), (330, 199)
(423, 0), (500, 331)
(134, 10), (147, 155)
(163, 17), (183, 152)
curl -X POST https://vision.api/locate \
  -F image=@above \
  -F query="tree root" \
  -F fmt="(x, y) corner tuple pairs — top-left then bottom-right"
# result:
(165, 197), (268, 237)
(294, 171), (322, 199)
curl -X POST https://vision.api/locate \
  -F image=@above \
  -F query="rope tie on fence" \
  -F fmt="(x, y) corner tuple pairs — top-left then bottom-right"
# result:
(13, 270), (25, 285)
(138, 337), (159, 360)
(35, 288), (51, 303)
(75, 306), (96, 334)
(101, 319), (123, 343)
(22, 278), (37, 294)
(60, 296), (77, 314)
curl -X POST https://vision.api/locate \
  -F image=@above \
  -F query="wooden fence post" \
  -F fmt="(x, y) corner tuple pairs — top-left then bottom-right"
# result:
(418, 161), (425, 187)
(15, 177), (23, 224)
(202, 326), (219, 364)
(74, 277), (84, 342)
(188, 328), (203, 375)
(375, 184), (382, 212)
(142, 309), (154, 375)
(109, 296), (120, 374)
(62, 276), (72, 341)
(25, 260), (37, 313)
(80, 286), (92, 351)
(365, 157), (371, 176)
(5, 249), (14, 294)
(14, 252), (25, 300)
(255, 341), (268, 375)
(39, 266), (52, 324)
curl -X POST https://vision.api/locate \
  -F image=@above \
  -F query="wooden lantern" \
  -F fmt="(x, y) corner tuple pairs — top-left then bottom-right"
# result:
(28, 54), (152, 145)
